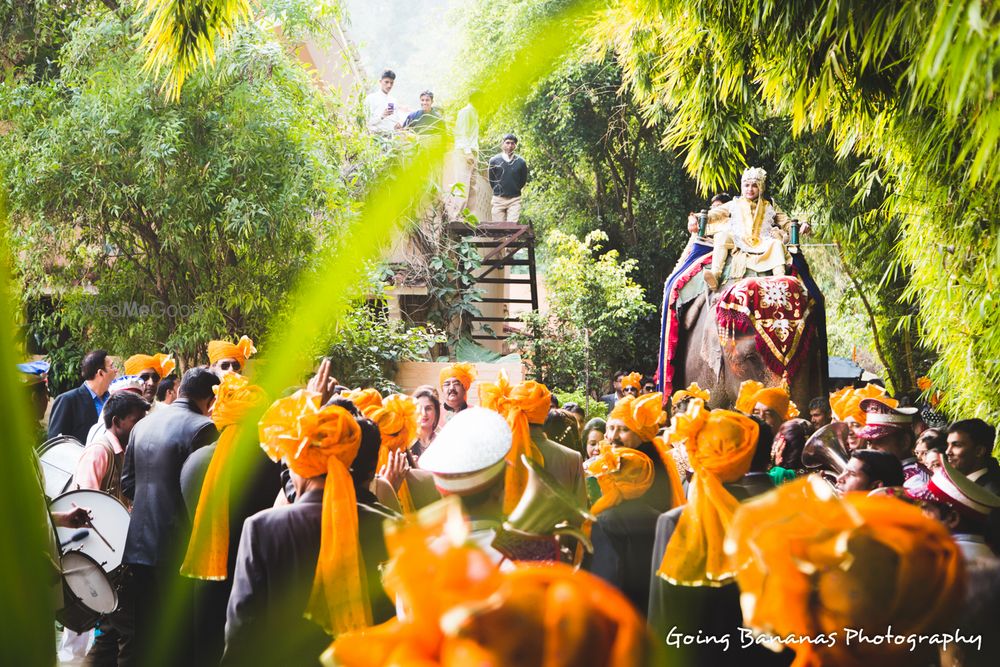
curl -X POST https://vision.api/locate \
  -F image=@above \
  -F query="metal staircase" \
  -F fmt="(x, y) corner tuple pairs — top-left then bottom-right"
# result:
(446, 221), (539, 342)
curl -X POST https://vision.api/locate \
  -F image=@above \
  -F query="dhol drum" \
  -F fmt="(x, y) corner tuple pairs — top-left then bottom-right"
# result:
(57, 551), (117, 633)
(38, 436), (85, 499)
(50, 490), (130, 573)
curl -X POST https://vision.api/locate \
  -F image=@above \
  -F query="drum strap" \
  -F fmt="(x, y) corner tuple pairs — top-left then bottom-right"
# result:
(99, 440), (124, 503)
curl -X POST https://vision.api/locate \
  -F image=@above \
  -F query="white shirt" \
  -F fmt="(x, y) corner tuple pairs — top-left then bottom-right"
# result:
(365, 88), (400, 133)
(453, 104), (479, 154)
(968, 467), (988, 482)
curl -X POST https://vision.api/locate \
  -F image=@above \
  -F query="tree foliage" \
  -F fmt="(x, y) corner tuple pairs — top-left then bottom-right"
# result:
(511, 230), (653, 392)
(596, 0), (1000, 417)
(0, 5), (367, 368)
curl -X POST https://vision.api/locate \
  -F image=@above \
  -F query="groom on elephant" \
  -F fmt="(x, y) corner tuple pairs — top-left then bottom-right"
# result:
(695, 167), (804, 290)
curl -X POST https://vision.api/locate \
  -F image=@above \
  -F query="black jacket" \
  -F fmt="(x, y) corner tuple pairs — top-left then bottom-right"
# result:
(179, 442), (285, 667)
(47, 382), (102, 444)
(488, 154), (528, 197)
(589, 498), (660, 614)
(974, 457), (1000, 495)
(647, 478), (791, 667)
(222, 488), (396, 667)
(122, 398), (218, 568)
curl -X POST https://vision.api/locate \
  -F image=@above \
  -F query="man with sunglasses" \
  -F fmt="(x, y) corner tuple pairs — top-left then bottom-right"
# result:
(207, 335), (256, 376)
(124, 352), (176, 403)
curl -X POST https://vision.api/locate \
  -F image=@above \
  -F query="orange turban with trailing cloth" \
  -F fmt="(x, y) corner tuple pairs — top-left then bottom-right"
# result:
(123, 352), (176, 377)
(207, 335), (256, 367)
(620, 372), (642, 392)
(609, 394), (686, 509)
(478, 371), (550, 513)
(585, 445), (655, 515)
(258, 390), (370, 635)
(726, 476), (965, 667)
(369, 394), (418, 513)
(181, 373), (267, 580)
(658, 398), (758, 586)
(343, 387), (383, 418)
(735, 380), (799, 421)
(439, 362), (476, 390)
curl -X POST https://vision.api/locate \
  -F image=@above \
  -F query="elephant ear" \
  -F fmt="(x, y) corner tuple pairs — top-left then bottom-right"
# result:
(734, 380), (765, 415)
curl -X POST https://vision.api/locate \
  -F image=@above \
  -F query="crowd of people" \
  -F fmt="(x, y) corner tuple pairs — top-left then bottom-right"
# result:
(28, 340), (1000, 667)
(364, 69), (529, 223)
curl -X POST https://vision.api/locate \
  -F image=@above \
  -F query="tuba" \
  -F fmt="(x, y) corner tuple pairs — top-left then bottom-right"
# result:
(801, 424), (850, 480)
(492, 455), (596, 565)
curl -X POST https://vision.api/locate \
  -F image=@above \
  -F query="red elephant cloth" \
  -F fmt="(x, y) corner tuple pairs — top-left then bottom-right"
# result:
(716, 275), (816, 380)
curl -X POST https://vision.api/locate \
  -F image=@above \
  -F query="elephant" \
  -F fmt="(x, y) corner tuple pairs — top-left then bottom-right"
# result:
(660, 253), (829, 414)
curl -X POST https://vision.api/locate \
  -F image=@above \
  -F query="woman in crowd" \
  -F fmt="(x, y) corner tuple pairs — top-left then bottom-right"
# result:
(409, 385), (440, 463)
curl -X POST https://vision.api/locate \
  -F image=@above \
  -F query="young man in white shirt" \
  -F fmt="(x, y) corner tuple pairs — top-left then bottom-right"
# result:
(365, 69), (401, 134)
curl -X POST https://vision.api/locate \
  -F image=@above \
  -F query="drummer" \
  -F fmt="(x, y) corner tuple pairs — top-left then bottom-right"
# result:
(69, 390), (148, 665)
(73, 390), (149, 504)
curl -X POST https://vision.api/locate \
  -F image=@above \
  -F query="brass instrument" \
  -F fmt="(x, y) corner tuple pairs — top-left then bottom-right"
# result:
(493, 455), (596, 565)
(801, 424), (850, 481)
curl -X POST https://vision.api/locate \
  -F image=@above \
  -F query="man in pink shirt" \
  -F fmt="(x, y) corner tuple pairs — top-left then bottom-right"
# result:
(73, 391), (149, 503)
(71, 390), (149, 666)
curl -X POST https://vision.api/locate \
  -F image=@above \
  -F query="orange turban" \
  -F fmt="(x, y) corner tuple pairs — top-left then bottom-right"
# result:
(609, 393), (686, 510)
(585, 445), (655, 515)
(620, 372), (642, 392)
(735, 380), (799, 421)
(207, 335), (256, 367)
(181, 373), (267, 580)
(829, 383), (897, 424)
(258, 390), (369, 635)
(727, 476), (965, 667)
(123, 352), (176, 377)
(609, 393), (665, 442)
(671, 382), (710, 407)
(369, 394), (418, 513)
(478, 371), (550, 513)
(343, 387), (383, 418)
(438, 362), (476, 390)
(659, 398), (758, 586)
(327, 497), (654, 667)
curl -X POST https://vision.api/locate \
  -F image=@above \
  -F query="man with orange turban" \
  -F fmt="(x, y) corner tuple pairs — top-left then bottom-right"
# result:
(478, 372), (586, 513)
(606, 393), (685, 513)
(647, 398), (772, 667)
(585, 446), (661, 612)
(123, 352), (176, 402)
(735, 379), (798, 435)
(439, 362), (476, 421)
(207, 335), (256, 375)
(620, 371), (643, 398)
(829, 382), (896, 451)
(728, 476), (965, 667)
(223, 390), (375, 666)
(177, 373), (282, 667)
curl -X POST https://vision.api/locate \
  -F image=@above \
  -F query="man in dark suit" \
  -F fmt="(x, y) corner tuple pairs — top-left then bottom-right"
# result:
(223, 397), (396, 667)
(47, 349), (116, 444)
(121, 367), (220, 666)
(179, 416), (284, 667)
(587, 448), (661, 613)
(647, 417), (788, 667)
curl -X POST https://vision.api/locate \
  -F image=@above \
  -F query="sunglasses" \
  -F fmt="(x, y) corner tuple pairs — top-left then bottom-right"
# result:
(138, 372), (160, 383)
(218, 361), (241, 372)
